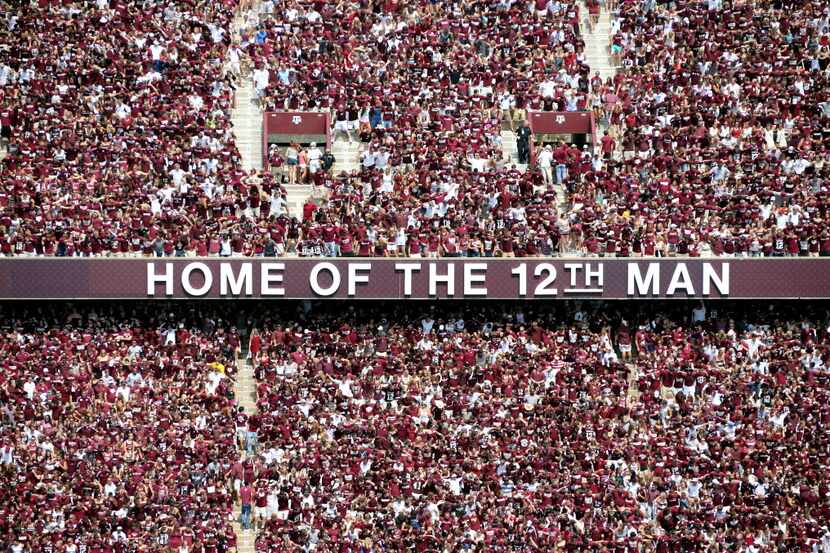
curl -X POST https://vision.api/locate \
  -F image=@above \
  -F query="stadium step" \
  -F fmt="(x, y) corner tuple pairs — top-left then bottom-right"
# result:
(284, 184), (314, 217)
(330, 140), (362, 175)
(232, 356), (259, 551)
(231, 521), (257, 553)
(227, 13), (264, 550)
(500, 130), (527, 171)
(579, 2), (617, 81)
(232, 79), (264, 172)
(235, 357), (258, 413)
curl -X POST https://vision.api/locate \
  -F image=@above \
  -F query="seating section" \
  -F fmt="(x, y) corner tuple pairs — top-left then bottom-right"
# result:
(0, 0), (590, 258)
(248, 304), (830, 551)
(0, 307), (241, 552)
(0, 0), (276, 257)
(243, 0), (588, 257)
(1, 0), (830, 258)
(1, 302), (829, 550)
(582, 0), (830, 257)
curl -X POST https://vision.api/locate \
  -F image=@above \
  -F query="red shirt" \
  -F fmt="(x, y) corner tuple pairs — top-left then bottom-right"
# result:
(240, 485), (253, 505)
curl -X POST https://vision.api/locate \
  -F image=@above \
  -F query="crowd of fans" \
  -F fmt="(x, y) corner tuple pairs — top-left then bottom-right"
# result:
(577, 0), (830, 257)
(242, 301), (830, 551)
(4, 0), (830, 256)
(232, 0), (830, 258)
(0, 0), (293, 258)
(0, 304), (243, 553)
(240, 0), (593, 258)
(2, 298), (830, 551)
(0, 0), (595, 258)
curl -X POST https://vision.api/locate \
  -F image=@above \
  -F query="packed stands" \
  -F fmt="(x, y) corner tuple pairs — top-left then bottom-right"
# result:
(240, 0), (589, 258)
(0, 0), (296, 258)
(244, 302), (830, 551)
(3, 0), (830, 257)
(583, 0), (830, 257)
(0, 0), (592, 258)
(2, 298), (829, 551)
(0, 305), (242, 552)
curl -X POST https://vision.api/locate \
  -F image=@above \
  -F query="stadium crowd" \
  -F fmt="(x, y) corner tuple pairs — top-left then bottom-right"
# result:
(242, 0), (590, 258)
(584, 0), (830, 257)
(0, 0), (593, 258)
(3, 0), (830, 257)
(242, 301), (830, 552)
(0, 0), (289, 258)
(0, 304), (243, 553)
(1, 299), (830, 550)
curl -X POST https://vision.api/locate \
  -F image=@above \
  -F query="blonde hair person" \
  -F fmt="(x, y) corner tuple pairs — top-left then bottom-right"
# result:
(285, 143), (299, 184)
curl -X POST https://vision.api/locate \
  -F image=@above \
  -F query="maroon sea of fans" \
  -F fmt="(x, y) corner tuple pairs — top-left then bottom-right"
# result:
(243, 301), (830, 552)
(1, 301), (830, 551)
(2, 0), (830, 256)
(593, 0), (830, 257)
(0, 305), (244, 553)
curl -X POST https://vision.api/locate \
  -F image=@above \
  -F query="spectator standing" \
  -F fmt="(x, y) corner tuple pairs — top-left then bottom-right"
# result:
(538, 144), (554, 186)
(516, 120), (532, 164)
(600, 130), (616, 160)
(248, 328), (262, 365)
(240, 484), (253, 530)
(285, 143), (299, 184)
(307, 142), (322, 176)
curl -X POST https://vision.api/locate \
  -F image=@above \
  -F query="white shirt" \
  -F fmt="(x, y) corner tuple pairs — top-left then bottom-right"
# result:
(149, 43), (165, 60)
(253, 68), (270, 90)
(334, 378), (353, 398)
(1, 445), (14, 465)
(114, 103), (131, 119)
(308, 147), (322, 165)
(446, 476), (463, 495)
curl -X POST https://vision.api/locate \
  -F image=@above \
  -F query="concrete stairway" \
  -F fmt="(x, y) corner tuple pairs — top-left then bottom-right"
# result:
(330, 140), (362, 175)
(229, 4), (313, 220)
(227, 10), (264, 549)
(500, 130), (527, 171)
(231, 356), (258, 553)
(556, 182), (569, 217)
(235, 357), (258, 424)
(580, 2), (617, 82)
(232, 79), (263, 172)
(233, 527), (256, 553)
(231, 514), (257, 552)
(284, 184), (312, 219)
(272, 139), (359, 218)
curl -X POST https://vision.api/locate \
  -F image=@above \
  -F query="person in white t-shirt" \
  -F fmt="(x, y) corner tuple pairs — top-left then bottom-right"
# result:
(253, 66), (270, 98)
(537, 145), (554, 186)
(307, 143), (322, 174)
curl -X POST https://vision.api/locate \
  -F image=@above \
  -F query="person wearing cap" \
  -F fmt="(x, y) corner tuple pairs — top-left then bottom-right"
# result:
(537, 144), (554, 186)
